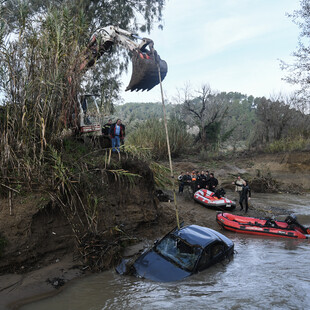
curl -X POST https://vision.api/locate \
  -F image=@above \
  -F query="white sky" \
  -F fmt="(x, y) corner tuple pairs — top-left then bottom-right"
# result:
(119, 0), (301, 104)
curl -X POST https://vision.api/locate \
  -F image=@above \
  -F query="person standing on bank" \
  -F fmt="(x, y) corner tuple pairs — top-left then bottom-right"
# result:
(232, 175), (245, 200)
(109, 119), (124, 153)
(178, 172), (185, 194)
(239, 180), (251, 213)
(102, 119), (112, 135)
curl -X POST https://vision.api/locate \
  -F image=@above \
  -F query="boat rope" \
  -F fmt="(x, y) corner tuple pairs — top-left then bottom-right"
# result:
(157, 61), (180, 230)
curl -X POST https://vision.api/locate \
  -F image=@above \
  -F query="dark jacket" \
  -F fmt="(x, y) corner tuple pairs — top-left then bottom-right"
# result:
(109, 123), (125, 139)
(208, 177), (218, 191)
(199, 174), (208, 188)
(102, 123), (112, 135)
(240, 184), (251, 200)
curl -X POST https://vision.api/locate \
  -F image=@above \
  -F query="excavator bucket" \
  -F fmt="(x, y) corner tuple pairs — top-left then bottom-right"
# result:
(126, 51), (168, 92)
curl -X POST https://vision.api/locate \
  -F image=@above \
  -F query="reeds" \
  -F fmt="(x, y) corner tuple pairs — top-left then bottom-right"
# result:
(127, 118), (193, 160)
(0, 5), (88, 183)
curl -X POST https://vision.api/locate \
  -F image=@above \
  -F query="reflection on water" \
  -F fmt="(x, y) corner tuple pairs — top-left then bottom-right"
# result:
(21, 193), (310, 310)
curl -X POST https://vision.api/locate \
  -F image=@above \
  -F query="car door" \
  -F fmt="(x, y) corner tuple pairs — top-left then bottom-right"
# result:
(196, 241), (226, 272)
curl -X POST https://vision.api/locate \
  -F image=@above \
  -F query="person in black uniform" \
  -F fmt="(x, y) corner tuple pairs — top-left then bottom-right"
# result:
(207, 173), (218, 192)
(102, 119), (112, 135)
(239, 180), (251, 212)
(199, 171), (207, 189)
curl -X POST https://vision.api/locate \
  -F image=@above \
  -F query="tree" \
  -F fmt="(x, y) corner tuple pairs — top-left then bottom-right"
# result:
(252, 93), (310, 148)
(175, 84), (229, 149)
(0, 1), (166, 179)
(281, 0), (310, 112)
(1, 0), (166, 106)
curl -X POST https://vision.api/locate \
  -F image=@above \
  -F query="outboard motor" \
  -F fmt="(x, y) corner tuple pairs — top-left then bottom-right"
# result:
(214, 188), (226, 199)
(285, 214), (297, 225)
(285, 214), (308, 234)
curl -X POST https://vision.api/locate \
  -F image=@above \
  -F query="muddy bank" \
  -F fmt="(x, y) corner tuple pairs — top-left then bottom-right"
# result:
(0, 156), (161, 309)
(173, 151), (310, 192)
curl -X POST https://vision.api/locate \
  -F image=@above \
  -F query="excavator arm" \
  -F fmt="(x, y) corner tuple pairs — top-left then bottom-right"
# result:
(80, 25), (168, 91)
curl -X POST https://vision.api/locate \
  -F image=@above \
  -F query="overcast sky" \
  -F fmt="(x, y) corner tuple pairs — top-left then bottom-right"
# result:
(119, 0), (301, 104)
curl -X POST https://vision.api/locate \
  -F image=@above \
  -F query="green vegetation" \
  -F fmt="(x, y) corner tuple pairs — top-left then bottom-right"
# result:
(0, 1), (165, 250)
(266, 137), (310, 153)
(115, 91), (310, 156)
(127, 118), (193, 159)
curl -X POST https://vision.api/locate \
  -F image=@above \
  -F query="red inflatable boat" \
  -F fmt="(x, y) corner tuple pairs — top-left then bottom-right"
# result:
(194, 189), (236, 211)
(216, 212), (310, 239)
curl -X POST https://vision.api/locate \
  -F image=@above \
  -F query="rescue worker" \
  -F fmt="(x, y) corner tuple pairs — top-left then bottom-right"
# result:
(102, 119), (112, 135)
(178, 172), (185, 194)
(232, 175), (245, 201)
(183, 172), (192, 187)
(191, 171), (197, 192)
(207, 173), (218, 192)
(199, 171), (207, 189)
(205, 170), (210, 189)
(194, 171), (201, 192)
(239, 180), (251, 212)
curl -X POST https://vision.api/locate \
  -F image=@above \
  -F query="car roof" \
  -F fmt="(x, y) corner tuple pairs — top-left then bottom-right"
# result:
(171, 225), (222, 248)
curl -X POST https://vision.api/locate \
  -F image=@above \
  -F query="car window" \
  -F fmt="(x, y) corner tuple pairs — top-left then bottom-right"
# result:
(197, 242), (225, 271)
(197, 249), (211, 271)
(210, 243), (225, 259)
(155, 236), (202, 272)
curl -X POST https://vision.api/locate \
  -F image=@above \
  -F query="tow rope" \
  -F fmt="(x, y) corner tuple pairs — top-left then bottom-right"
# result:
(157, 61), (180, 230)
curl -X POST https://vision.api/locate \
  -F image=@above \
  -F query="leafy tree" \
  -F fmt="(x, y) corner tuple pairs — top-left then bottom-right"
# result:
(1, 0), (166, 107)
(0, 0), (166, 180)
(174, 84), (230, 149)
(252, 94), (310, 148)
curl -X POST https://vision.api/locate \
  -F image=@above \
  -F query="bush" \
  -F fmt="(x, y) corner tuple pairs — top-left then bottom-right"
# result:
(266, 137), (309, 153)
(127, 118), (193, 159)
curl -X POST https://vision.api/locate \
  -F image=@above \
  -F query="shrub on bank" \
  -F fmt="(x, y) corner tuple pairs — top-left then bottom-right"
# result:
(127, 118), (193, 159)
(266, 137), (309, 153)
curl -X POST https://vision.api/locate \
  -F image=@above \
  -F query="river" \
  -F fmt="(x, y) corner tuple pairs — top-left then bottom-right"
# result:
(20, 193), (310, 310)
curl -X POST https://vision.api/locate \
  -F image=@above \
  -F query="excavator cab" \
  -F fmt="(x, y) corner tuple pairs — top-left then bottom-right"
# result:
(78, 94), (101, 136)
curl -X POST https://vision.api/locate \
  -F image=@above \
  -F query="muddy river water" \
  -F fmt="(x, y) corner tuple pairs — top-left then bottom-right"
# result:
(21, 193), (310, 310)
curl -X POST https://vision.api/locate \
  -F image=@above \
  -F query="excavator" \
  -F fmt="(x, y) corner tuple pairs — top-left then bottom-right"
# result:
(81, 25), (167, 91)
(76, 25), (168, 135)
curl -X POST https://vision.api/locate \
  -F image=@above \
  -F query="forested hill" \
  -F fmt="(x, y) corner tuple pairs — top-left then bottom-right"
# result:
(112, 91), (309, 153)
(113, 102), (176, 122)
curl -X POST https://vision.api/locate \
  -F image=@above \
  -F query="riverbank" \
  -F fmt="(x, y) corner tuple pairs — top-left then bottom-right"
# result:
(2, 189), (287, 310)
(1, 150), (310, 309)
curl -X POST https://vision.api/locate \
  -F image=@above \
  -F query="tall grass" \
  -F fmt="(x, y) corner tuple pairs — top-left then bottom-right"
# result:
(0, 5), (88, 182)
(127, 118), (193, 159)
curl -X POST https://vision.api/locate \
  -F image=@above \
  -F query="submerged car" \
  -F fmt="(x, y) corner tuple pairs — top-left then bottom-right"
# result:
(116, 224), (234, 282)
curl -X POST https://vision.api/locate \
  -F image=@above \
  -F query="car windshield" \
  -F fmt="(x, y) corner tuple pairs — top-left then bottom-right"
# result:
(155, 235), (202, 271)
